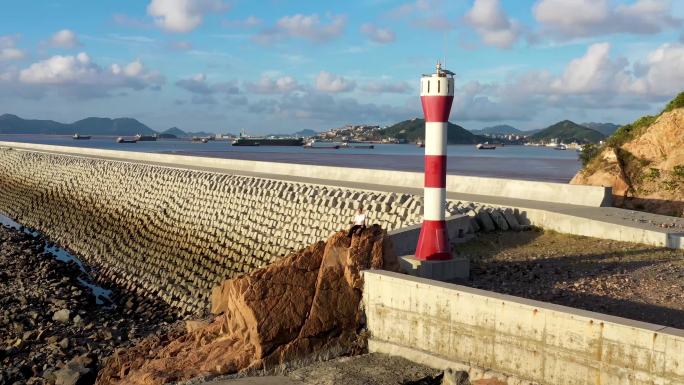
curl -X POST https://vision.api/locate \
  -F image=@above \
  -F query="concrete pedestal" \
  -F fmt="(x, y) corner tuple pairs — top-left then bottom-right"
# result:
(399, 255), (469, 281)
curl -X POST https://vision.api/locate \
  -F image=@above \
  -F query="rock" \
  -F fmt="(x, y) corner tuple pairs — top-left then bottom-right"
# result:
(52, 309), (70, 323)
(58, 338), (69, 350)
(97, 226), (398, 385)
(442, 368), (470, 385)
(72, 315), (83, 326)
(184, 320), (209, 333)
(54, 366), (82, 385)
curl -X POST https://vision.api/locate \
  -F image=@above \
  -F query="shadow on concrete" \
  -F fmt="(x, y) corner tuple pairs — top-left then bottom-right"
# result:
(614, 195), (684, 218)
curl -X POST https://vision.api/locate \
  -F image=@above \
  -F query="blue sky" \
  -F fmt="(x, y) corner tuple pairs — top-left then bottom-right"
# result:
(1, 0), (683, 133)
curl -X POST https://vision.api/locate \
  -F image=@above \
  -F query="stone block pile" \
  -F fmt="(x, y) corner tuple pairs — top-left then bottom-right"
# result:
(0, 148), (524, 316)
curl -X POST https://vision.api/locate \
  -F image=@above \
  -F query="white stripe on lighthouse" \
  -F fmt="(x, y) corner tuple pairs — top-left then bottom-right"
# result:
(423, 187), (446, 220)
(424, 122), (447, 156)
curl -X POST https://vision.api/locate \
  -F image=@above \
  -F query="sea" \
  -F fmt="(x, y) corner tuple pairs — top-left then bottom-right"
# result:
(0, 135), (581, 183)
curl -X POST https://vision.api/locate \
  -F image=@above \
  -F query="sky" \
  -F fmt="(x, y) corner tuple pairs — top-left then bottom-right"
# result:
(1, 0), (683, 134)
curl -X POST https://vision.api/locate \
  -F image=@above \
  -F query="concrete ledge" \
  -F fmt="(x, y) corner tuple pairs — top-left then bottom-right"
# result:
(363, 270), (684, 385)
(399, 255), (469, 280)
(0, 141), (612, 207)
(388, 214), (473, 257)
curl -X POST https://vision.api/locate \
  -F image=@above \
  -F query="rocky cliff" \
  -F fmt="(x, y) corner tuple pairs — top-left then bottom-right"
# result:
(571, 97), (684, 216)
(95, 226), (398, 385)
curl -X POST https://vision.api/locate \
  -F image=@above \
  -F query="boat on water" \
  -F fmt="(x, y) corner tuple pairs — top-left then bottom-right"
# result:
(72, 134), (91, 140)
(476, 143), (496, 150)
(340, 142), (375, 149)
(553, 144), (568, 150)
(116, 137), (137, 143)
(303, 139), (340, 149)
(134, 134), (157, 141)
(191, 136), (210, 143)
(232, 137), (304, 146)
(416, 141), (425, 148)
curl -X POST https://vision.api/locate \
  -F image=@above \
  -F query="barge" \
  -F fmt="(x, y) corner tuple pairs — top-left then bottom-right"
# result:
(232, 137), (304, 146)
(73, 134), (91, 140)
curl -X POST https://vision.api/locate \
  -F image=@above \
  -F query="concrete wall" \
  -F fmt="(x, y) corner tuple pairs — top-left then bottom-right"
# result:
(0, 141), (612, 207)
(363, 270), (684, 385)
(0, 148), (435, 315)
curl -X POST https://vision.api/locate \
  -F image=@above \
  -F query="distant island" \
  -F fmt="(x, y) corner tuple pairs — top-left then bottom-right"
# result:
(469, 124), (522, 136)
(531, 120), (606, 144)
(1, 112), (619, 146)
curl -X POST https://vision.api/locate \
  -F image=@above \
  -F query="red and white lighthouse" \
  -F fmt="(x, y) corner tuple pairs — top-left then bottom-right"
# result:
(415, 62), (454, 261)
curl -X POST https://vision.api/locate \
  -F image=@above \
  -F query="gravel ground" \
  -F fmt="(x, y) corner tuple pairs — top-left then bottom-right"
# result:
(0, 224), (181, 385)
(193, 354), (448, 385)
(459, 230), (684, 328)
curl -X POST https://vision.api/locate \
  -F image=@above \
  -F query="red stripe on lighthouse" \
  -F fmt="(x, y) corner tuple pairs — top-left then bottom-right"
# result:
(424, 155), (446, 188)
(421, 95), (454, 122)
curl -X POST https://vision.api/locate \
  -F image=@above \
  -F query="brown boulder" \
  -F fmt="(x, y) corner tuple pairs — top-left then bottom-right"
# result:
(96, 225), (397, 385)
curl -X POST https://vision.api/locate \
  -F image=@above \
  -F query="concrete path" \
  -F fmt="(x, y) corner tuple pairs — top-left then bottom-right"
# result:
(8, 146), (684, 249)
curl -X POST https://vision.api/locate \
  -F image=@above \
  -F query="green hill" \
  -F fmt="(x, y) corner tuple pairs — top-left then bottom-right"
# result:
(379, 118), (482, 144)
(162, 127), (187, 137)
(531, 120), (605, 144)
(581, 122), (621, 136)
(0, 114), (156, 136)
(470, 124), (522, 136)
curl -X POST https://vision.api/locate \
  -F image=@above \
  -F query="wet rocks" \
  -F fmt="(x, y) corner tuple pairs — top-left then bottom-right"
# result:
(0, 224), (177, 385)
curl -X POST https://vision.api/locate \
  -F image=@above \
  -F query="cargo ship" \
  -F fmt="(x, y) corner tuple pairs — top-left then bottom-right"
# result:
(134, 134), (157, 141)
(116, 137), (137, 143)
(73, 134), (91, 140)
(232, 137), (304, 146)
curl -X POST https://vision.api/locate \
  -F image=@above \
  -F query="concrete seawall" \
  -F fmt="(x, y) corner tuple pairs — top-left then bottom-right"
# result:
(363, 270), (684, 385)
(0, 141), (612, 207)
(0, 148), (485, 315)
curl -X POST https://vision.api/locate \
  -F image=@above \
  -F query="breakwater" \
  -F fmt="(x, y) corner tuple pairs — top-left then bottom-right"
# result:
(0, 148), (518, 316)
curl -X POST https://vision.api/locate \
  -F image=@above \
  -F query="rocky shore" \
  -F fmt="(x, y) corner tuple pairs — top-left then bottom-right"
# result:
(0, 223), (179, 385)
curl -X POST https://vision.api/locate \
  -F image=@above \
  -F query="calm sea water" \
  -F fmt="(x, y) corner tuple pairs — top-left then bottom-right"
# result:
(0, 135), (581, 182)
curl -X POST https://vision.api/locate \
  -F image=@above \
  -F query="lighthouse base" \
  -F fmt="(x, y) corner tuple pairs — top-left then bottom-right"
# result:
(399, 255), (470, 281)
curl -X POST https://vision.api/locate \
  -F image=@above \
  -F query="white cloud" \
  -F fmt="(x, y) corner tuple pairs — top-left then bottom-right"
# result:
(533, 0), (682, 39)
(253, 14), (346, 45)
(360, 23), (396, 44)
(8, 52), (164, 98)
(314, 71), (355, 93)
(632, 43), (684, 97)
(464, 0), (521, 49)
(550, 43), (632, 94)
(49, 29), (81, 48)
(175, 73), (239, 102)
(244, 75), (299, 94)
(147, 0), (229, 33)
(362, 80), (411, 93)
(0, 35), (24, 61)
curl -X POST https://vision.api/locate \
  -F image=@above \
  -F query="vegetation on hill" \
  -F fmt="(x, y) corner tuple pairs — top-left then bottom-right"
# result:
(572, 91), (684, 216)
(379, 118), (483, 144)
(0, 114), (156, 136)
(470, 124), (521, 136)
(162, 127), (187, 137)
(531, 120), (605, 144)
(581, 122), (621, 136)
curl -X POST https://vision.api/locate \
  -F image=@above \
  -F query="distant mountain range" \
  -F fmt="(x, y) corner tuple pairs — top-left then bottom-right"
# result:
(531, 120), (605, 144)
(0, 114), (157, 136)
(379, 118), (484, 144)
(581, 122), (621, 136)
(469, 124), (522, 136)
(160, 127), (217, 138)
